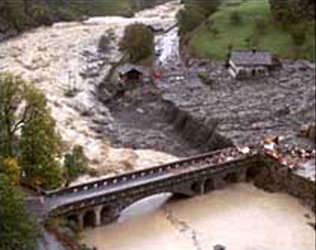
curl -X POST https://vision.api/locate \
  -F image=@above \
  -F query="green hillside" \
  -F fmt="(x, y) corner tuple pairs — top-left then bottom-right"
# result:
(189, 0), (315, 61)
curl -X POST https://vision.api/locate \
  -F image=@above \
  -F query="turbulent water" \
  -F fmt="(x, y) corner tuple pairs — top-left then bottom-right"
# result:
(1, 1), (315, 249)
(81, 183), (315, 250)
(0, 1), (182, 174)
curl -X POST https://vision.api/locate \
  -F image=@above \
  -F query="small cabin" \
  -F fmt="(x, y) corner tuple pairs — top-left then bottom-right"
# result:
(118, 64), (144, 84)
(228, 50), (275, 79)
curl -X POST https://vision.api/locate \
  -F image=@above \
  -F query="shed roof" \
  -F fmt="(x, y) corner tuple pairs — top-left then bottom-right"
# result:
(230, 50), (273, 66)
(118, 64), (144, 75)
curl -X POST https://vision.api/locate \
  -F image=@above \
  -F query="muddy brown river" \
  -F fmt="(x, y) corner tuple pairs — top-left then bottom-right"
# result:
(80, 183), (315, 250)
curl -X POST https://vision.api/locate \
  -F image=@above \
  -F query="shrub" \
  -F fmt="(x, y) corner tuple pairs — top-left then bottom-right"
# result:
(229, 11), (242, 25)
(64, 145), (89, 186)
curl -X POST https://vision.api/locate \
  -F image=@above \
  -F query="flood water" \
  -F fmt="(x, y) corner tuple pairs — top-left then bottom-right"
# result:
(81, 183), (315, 250)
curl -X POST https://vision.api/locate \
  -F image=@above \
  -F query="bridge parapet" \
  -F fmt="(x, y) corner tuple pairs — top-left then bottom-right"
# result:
(46, 148), (252, 198)
(48, 153), (261, 218)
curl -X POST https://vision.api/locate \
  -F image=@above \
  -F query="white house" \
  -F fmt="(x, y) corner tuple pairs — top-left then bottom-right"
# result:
(229, 50), (274, 79)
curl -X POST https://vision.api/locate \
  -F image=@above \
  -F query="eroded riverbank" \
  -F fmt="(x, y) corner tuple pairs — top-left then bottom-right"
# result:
(81, 183), (315, 250)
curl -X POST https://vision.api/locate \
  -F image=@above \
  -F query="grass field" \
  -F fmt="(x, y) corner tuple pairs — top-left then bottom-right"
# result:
(190, 0), (315, 61)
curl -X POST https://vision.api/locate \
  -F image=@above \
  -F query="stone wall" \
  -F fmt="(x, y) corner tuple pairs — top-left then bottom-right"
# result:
(163, 99), (234, 152)
(253, 155), (315, 212)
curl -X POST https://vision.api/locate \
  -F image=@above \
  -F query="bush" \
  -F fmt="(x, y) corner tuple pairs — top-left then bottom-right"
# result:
(64, 145), (89, 186)
(119, 23), (154, 63)
(229, 11), (242, 25)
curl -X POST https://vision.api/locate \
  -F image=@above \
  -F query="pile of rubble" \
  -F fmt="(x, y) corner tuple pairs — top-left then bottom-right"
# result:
(263, 136), (315, 171)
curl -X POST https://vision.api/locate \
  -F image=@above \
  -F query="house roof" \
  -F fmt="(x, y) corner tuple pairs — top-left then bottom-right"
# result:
(118, 64), (144, 75)
(230, 50), (273, 66)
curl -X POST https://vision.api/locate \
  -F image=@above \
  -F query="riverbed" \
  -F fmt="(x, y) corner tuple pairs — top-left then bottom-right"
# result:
(81, 183), (315, 250)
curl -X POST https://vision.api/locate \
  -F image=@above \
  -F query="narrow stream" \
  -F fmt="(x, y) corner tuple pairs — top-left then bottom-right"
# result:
(81, 183), (315, 250)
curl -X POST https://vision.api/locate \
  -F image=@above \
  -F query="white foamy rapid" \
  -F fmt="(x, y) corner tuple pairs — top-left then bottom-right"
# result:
(0, 1), (182, 177)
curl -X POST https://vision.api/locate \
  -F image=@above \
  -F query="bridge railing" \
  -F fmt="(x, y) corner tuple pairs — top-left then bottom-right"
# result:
(48, 154), (262, 217)
(46, 148), (240, 198)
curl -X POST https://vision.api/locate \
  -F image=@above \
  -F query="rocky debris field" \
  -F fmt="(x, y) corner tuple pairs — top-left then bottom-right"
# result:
(105, 91), (203, 157)
(161, 59), (316, 148)
(0, 0), (314, 183)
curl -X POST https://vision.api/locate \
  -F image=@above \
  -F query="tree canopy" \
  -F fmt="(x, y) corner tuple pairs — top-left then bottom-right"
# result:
(64, 145), (89, 187)
(19, 87), (63, 189)
(178, 0), (219, 35)
(0, 72), (63, 189)
(119, 23), (154, 63)
(0, 174), (37, 250)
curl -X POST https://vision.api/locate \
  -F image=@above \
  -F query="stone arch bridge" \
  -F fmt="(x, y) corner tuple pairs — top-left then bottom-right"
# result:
(45, 148), (266, 229)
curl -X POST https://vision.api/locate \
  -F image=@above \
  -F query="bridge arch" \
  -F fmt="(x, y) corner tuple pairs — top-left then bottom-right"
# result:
(223, 172), (239, 184)
(83, 210), (97, 228)
(204, 178), (215, 193)
(191, 181), (202, 194)
(246, 166), (261, 182)
(118, 190), (191, 216)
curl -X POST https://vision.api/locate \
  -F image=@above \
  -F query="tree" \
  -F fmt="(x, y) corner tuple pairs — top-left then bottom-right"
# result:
(178, 7), (206, 35)
(178, 0), (220, 35)
(0, 73), (63, 189)
(0, 157), (21, 185)
(19, 86), (63, 190)
(119, 23), (154, 63)
(64, 145), (89, 186)
(2, 0), (27, 31)
(0, 73), (35, 157)
(0, 174), (36, 250)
